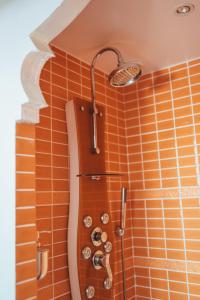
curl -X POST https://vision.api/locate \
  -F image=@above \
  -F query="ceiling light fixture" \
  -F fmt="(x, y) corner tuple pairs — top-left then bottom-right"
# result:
(175, 3), (195, 15)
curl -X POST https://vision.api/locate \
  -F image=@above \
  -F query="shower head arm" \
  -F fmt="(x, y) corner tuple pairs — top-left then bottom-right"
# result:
(91, 47), (124, 69)
(90, 47), (124, 109)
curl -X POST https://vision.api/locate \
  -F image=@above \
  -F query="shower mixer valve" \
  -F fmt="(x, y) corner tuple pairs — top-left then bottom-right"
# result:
(92, 250), (113, 289)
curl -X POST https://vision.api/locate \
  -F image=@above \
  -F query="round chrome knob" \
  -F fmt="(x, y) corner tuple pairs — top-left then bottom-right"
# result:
(80, 105), (85, 112)
(101, 213), (109, 224)
(116, 226), (124, 237)
(82, 247), (92, 260)
(104, 241), (112, 253)
(83, 216), (92, 228)
(104, 277), (112, 289)
(91, 227), (107, 246)
(86, 286), (95, 298)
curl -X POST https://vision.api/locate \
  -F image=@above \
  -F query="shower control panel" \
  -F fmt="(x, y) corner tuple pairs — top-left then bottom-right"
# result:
(82, 214), (113, 298)
(67, 99), (114, 300)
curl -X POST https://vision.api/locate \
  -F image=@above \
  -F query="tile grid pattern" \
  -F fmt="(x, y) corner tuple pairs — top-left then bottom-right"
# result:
(36, 48), (69, 300)
(16, 124), (37, 300)
(169, 64), (190, 297)
(125, 58), (200, 299)
(123, 90), (137, 299)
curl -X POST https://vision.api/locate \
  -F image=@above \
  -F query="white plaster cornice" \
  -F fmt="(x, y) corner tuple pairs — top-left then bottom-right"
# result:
(21, 51), (52, 123)
(21, 0), (91, 124)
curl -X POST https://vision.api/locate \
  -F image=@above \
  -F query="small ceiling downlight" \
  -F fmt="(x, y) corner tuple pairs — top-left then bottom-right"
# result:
(175, 3), (195, 15)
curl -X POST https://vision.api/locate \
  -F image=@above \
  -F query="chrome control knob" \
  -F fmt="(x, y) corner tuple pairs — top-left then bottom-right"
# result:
(93, 231), (101, 241)
(83, 216), (92, 228)
(116, 226), (124, 236)
(104, 277), (112, 289)
(82, 247), (92, 260)
(101, 213), (109, 224)
(91, 227), (107, 246)
(86, 286), (95, 299)
(104, 241), (112, 253)
(92, 250), (104, 270)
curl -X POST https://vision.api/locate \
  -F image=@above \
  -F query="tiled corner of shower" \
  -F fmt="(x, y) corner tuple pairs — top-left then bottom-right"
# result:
(125, 58), (200, 299)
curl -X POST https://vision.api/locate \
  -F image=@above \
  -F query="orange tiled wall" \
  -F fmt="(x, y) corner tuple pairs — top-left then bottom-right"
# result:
(16, 124), (37, 300)
(16, 47), (200, 300)
(35, 45), (134, 299)
(124, 59), (200, 299)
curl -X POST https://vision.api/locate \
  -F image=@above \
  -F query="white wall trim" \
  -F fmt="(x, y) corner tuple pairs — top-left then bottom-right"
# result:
(21, 0), (91, 124)
(21, 51), (53, 123)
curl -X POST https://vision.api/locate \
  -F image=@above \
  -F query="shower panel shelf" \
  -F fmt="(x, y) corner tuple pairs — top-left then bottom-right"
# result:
(77, 173), (123, 177)
(77, 173), (123, 180)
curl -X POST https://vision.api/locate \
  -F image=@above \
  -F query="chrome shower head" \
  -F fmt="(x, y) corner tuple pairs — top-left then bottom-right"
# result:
(108, 61), (142, 87)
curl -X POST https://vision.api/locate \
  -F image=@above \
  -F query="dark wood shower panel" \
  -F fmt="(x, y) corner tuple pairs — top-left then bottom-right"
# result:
(66, 99), (114, 300)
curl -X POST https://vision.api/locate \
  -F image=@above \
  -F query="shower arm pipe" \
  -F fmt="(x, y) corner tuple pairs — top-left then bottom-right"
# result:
(90, 47), (124, 154)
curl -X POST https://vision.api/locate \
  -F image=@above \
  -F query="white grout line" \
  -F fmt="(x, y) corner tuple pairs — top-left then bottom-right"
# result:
(49, 58), (56, 299)
(16, 171), (34, 175)
(16, 259), (36, 266)
(134, 82), (145, 190)
(16, 154), (35, 157)
(16, 277), (36, 285)
(16, 224), (36, 229)
(168, 72), (193, 297)
(16, 136), (34, 141)
(187, 61), (200, 189)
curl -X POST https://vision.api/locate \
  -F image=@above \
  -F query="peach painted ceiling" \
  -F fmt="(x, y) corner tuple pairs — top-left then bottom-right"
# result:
(52, 0), (200, 74)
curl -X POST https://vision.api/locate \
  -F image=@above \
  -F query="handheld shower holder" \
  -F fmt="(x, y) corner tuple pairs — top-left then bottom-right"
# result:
(116, 226), (125, 237)
(116, 187), (127, 237)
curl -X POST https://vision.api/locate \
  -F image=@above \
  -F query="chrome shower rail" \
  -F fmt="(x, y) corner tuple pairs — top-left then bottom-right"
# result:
(116, 187), (127, 237)
(77, 172), (123, 181)
(116, 187), (127, 300)
(77, 172), (123, 177)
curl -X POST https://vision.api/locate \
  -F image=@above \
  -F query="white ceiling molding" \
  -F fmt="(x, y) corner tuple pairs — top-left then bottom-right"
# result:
(21, 51), (52, 123)
(21, 0), (91, 123)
